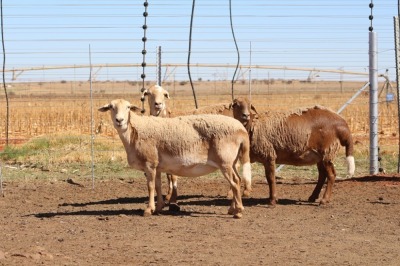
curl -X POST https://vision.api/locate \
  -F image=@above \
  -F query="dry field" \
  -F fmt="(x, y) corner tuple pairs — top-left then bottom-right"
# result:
(0, 79), (399, 175)
(1, 79), (398, 162)
(1, 79), (398, 137)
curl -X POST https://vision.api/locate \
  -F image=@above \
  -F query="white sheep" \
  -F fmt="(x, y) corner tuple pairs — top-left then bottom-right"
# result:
(141, 85), (177, 206)
(141, 85), (172, 117)
(98, 99), (251, 218)
(141, 86), (254, 204)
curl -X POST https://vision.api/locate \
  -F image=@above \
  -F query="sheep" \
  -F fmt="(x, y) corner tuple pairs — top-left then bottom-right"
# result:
(141, 85), (177, 206)
(238, 104), (355, 206)
(193, 97), (258, 127)
(141, 85), (172, 117)
(98, 99), (252, 218)
(141, 86), (254, 202)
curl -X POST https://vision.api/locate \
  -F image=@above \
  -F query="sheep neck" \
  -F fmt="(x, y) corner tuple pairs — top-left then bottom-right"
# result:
(117, 113), (138, 152)
(245, 117), (255, 140)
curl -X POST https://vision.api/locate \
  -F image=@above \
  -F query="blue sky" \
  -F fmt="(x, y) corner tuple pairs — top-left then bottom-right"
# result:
(3, 0), (398, 82)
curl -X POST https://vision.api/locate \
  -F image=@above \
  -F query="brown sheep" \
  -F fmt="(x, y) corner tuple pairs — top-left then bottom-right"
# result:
(99, 99), (251, 218)
(241, 104), (355, 206)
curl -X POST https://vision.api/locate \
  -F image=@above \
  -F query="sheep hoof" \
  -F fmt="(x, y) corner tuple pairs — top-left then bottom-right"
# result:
(227, 207), (235, 215)
(233, 212), (243, 219)
(267, 198), (277, 206)
(169, 203), (180, 212)
(319, 198), (329, 205)
(242, 189), (251, 198)
(165, 194), (172, 202)
(143, 208), (153, 217)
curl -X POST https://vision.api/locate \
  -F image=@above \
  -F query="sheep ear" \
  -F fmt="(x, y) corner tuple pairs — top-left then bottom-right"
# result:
(98, 104), (111, 112)
(251, 104), (258, 114)
(229, 100), (237, 109)
(130, 105), (141, 112)
(164, 91), (170, 99)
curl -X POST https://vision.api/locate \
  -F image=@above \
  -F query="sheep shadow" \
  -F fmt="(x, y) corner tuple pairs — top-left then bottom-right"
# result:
(32, 194), (221, 219)
(175, 195), (314, 208)
(33, 192), (320, 219)
(345, 175), (400, 183)
(59, 194), (205, 208)
(34, 208), (144, 218)
(58, 196), (149, 207)
(33, 208), (212, 218)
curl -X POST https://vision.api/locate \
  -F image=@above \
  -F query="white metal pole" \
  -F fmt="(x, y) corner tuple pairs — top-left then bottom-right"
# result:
(369, 31), (379, 174)
(249, 42), (252, 102)
(89, 45), (95, 188)
(394, 16), (400, 172)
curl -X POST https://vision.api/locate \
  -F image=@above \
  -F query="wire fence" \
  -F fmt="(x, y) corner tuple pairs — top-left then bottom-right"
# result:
(0, 1), (399, 181)
(0, 69), (398, 179)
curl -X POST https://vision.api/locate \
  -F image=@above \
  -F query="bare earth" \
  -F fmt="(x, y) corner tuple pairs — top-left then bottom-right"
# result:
(1, 174), (400, 266)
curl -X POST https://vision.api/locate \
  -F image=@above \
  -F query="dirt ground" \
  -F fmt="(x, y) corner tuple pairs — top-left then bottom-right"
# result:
(1, 173), (400, 266)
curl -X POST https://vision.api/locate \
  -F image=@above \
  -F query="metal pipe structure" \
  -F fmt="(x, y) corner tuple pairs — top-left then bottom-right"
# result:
(6, 63), (377, 81)
(369, 31), (379, 174)
(157, 46), (161, 86)
(394, 16), (400, 173)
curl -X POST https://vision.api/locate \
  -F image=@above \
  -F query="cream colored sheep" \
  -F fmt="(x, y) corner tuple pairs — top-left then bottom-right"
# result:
(141, 85), (177, 206)
(142, 86), (255, 203)
(141, 85), (172, 117)
(98, 99), (251, 218)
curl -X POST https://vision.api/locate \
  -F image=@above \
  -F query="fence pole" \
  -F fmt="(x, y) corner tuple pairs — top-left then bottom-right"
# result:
(157, 46), (161, 86)
(394, 16), (400, 173)
(369, 30), (379, 175)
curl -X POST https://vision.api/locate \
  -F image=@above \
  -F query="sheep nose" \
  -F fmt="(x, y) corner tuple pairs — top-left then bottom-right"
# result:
(115, 117), (123, 123)
(154, 102), (162, 109)
(242, 113), (250, 121)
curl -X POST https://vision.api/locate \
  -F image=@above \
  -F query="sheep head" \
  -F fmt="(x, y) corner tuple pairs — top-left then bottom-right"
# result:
(230, 97), (258, 126)
(98, 99), (139, 131)
(141, 85), (170, 116)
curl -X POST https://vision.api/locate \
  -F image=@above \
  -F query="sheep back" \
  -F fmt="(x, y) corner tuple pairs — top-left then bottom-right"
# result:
(250, 106), (345, 164)
(130, 113), (247, 155)
(193, 104), (233, 116)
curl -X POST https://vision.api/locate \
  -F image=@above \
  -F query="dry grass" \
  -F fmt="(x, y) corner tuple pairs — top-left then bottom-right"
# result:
(0, 79), (398, 176)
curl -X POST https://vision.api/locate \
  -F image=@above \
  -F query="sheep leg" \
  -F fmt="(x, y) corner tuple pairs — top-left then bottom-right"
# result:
(319, 161), (336, 205)
(240, 161), (252, 198)
(222, 166), (244, 219)
(167, 174), (178, 205)
(264, 161), (277, 206)
(155, 171), (165, 214)
(308, 161), (327, 202)
(144, 169), (157, 216)
(227, 161), (252, 199)
(165, 173), (173, 202)
(168, 175), (181, 212)
(226, 163), (238, 199)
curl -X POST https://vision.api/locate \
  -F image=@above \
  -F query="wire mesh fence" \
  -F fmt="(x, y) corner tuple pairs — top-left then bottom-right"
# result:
(0, 66), (398, 181)
(0, 1), (399, 182)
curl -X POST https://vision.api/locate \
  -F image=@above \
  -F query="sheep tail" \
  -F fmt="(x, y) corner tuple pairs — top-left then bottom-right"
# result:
(239, 136), (252, 192)
(339, 128), (355, 177)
